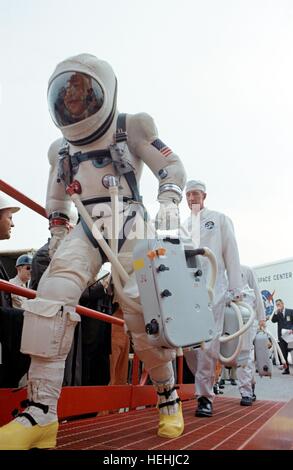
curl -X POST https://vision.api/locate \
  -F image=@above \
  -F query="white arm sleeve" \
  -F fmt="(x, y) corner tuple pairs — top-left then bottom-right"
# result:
(45, 139), (72, 218)
(128, 113), (186, 203)
(247, 268), (266, 321)
(221, 214), (243, 292)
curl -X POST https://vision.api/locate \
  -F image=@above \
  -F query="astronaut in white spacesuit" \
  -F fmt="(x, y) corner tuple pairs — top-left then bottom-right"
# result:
(0, 54), (186, 449)
(183, 180), (243, 417)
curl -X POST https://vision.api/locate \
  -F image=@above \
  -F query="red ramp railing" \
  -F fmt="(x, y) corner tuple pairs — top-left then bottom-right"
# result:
(0, 279), (124, 326)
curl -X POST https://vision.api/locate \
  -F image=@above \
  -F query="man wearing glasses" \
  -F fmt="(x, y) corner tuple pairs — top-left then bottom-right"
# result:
(9, 255), (33, 308)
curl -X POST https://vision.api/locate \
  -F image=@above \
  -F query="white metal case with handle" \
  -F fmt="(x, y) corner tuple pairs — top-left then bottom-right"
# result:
(132, 237), (216, 348)
(254, 330), (272, 377)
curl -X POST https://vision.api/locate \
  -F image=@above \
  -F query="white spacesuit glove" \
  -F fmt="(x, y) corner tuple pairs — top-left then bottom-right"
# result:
(48, 225), (69, 259)
(225, 288), (244, 305)
(155, 201), (180, 230)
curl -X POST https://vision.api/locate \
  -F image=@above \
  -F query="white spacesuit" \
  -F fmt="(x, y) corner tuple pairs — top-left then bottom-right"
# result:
(0, 54), (186, 449)
(183, 180), (243, 417)
(237, 265), (266, 405)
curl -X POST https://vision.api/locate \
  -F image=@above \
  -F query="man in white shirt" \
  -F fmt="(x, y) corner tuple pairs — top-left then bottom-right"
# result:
(183, 180), (243, 417)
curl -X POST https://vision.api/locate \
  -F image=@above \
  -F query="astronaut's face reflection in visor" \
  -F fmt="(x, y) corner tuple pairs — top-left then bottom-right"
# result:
(49, 71), (104, 126)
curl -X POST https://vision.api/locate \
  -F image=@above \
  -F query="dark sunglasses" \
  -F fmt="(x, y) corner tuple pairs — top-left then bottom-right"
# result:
(22, 266), (31, 271)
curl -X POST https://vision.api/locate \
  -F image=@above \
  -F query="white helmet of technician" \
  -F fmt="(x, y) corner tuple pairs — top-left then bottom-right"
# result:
(0, 193), (20, 240)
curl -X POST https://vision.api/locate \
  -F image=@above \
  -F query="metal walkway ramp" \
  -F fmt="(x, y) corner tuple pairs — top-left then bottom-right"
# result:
(55, 397), (283, 450)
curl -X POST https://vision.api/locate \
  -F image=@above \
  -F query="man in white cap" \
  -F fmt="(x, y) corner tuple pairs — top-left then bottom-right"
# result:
(183, 180), (243, 417)
(0, 192), (21, 308)
(0, 191), (21, 312)
(0, 193), (20, 241)
(0, 193), (29, 388)
(0, 192), (20, 304)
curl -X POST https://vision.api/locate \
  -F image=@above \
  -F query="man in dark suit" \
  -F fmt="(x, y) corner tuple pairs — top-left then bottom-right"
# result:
(0, 193), (30, 387)
(271, 298), (293, 374)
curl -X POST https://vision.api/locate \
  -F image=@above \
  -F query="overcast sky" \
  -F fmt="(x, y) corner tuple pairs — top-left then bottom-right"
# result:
(0, 0), (292, 266)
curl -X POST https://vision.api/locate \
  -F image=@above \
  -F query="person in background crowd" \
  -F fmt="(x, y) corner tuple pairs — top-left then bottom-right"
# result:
(219, 366), (237, 388)
(235, 265), (266, 406)
(109, 307), (130, 385)
(81, 272), (117, 386)
(271, 299), (293, 375)
(9, 254), (33, 308)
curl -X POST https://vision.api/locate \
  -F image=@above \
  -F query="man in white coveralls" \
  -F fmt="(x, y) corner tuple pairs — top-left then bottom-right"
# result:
(183, 180), (243, 417)
(0, 53), (186, 449)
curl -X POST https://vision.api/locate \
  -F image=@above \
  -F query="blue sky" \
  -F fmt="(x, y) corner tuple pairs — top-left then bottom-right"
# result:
(1, 0), (293, 265)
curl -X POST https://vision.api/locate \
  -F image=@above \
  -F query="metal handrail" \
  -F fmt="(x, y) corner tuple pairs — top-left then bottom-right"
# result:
(0, 179), (47, 219)
(0, 279), (124, 326)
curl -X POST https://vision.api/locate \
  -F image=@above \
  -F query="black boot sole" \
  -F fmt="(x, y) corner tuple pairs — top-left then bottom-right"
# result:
(195, 410), (213, 417)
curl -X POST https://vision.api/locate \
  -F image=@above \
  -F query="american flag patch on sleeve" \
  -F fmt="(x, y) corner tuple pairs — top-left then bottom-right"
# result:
(151, 139), (173, 157)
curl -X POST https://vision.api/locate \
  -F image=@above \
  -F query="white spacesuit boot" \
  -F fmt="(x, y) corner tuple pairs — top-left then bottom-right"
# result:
(0, 357), (64, 450)
(122, 304), (184, 439)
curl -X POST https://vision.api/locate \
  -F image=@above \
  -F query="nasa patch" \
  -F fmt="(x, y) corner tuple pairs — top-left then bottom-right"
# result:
(261, 289), (275, 318)
(204, 220), (215, 230)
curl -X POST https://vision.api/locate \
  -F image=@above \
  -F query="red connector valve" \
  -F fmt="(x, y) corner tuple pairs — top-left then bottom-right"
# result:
(66, 180), (82, 196)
